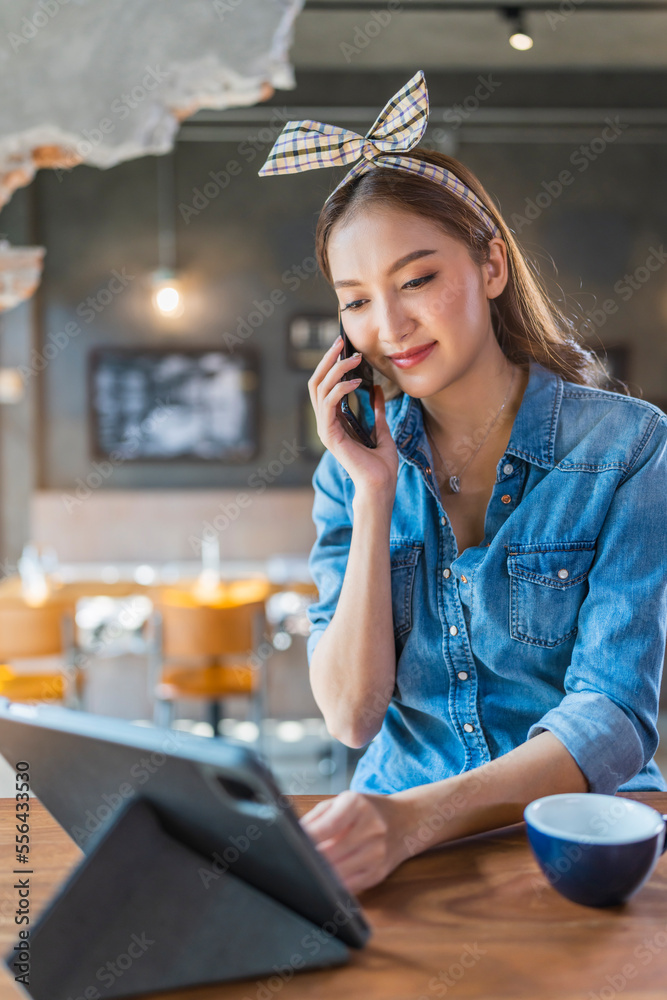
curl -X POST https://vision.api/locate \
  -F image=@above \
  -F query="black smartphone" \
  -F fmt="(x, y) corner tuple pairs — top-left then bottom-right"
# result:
(338, 310), (377, 449)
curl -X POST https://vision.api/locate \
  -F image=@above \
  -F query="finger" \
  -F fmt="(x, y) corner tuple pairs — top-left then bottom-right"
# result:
(308, 335), (344, 395)
(299, 798), (336, 828)
(343, 866), (381, 896)
(303, 809), (358, 847)
(301, 797), (336, 819)
(368, 385), (394, 451)
(316, 828), (377, 870)
(309, 339), (346, 415)
(317, 353), (363, 401)
(301, 790), (366, 843)
(313, 809), (387, 868)
(327, 839), (384, 881)
(321, 378), (363, 425)
(300, 806), (344, 841)
(305, 812), (365, 858)
(315, 836), (384, 894)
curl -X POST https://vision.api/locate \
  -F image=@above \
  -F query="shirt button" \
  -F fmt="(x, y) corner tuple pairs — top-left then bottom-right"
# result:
(449, 625), (458, 636)
(463, 723), (474, 733)
(557, 568), (569, 579)
(503, 463), (514, 475)
(501, 494), (512, 504)
(443, 568), (451, 579)
(457, 670), (469, 680)
(440, 516), (446, 526)
(460, 575), (467, 584)
(425, 466), (432, 476)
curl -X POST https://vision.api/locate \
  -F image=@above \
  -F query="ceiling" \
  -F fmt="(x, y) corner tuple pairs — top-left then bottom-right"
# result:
(291, 1), (667, 69)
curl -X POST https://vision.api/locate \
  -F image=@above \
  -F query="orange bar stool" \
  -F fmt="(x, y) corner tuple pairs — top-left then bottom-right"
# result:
(148, 599), (268, 743)
(0, 603), (80, 707)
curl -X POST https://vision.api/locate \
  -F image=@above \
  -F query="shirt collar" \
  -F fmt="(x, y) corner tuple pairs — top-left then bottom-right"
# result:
(388, 358), (563, 471)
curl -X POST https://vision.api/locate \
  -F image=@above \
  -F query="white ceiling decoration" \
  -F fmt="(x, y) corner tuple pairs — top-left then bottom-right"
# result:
(0, 242), (44, 313)
(0, 0), (303, 312)
(0, 0), (303, 211)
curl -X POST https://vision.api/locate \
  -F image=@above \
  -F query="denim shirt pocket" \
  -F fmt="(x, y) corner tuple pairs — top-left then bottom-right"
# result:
(390, 538), (423, 639)
(507, 543), (596, 647)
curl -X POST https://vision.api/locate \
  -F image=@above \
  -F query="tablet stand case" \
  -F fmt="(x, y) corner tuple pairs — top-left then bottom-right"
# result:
(5, 796), (350, 1000)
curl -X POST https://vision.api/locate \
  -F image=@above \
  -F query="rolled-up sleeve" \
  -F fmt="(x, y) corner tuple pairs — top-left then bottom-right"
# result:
(306, 449), (354, 666)
(527, 412), (667, 793)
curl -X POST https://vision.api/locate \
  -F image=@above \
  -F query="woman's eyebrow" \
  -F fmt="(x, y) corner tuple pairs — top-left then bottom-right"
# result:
(333, 249), (437, 289)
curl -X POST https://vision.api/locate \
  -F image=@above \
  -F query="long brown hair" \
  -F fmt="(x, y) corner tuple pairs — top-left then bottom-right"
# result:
(315, 147), (626, 397)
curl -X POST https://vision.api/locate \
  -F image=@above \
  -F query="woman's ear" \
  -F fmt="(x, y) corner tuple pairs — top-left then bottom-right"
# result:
(484, 237), (509, 300)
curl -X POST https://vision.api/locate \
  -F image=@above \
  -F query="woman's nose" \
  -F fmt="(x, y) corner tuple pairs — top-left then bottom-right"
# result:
(376, 302), (415, 349)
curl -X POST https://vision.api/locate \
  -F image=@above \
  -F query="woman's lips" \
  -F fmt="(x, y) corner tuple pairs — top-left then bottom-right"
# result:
(388, 341), (436, 369)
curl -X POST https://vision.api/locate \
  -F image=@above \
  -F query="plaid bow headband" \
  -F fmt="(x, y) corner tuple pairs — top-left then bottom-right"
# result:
(258, 70), (500, 237)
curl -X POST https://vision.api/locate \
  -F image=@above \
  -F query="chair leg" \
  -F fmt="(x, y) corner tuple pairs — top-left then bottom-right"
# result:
(250, 610), (269, 759)
(208, 699), (222, 736)
(250, 690), (265, 759)
(153, 697), (173, 730)
(61, 611), (84, 711)
(62, 668), (83, 712)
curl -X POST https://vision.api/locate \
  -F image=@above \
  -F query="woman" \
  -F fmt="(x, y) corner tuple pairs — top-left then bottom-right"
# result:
(259, 72), (667, 895)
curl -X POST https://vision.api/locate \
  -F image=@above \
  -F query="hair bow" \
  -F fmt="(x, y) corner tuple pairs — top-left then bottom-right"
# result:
(258, 69), (500, 235)
(258, 70), (428, 185)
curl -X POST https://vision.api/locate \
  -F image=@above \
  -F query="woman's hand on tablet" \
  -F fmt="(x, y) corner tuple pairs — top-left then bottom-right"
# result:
(299, 789), (414, 894)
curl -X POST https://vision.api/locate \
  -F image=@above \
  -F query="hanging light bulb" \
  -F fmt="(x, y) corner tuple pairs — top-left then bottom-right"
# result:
(151, 267), (184, 318)
(156, 285), (180, 315)
(150, 153), (184, 320)
(503, 6), (534, 50)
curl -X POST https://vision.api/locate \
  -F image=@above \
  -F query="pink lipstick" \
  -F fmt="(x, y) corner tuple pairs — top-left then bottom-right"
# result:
(388, 341), (436, 369)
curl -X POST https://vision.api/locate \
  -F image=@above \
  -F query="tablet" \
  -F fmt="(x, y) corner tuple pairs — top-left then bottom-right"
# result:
(0, 698), (371, 950)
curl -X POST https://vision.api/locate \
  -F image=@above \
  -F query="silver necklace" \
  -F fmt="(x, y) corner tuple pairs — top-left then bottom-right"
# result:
(424, 366), (516, 494)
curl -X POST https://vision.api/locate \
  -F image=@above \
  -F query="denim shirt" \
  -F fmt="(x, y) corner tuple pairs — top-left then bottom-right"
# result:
(306, 359), (667, 796)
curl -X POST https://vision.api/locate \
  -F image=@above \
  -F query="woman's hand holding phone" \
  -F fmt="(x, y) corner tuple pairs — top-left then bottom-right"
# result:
(308, 334), (399, 505)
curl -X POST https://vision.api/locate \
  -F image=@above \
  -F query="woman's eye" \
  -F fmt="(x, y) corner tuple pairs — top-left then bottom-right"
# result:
(342, 273), (436, 309)
(403, 272), (437, 290)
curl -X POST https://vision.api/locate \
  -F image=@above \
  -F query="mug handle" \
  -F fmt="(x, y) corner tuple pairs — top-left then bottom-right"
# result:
(661, 815), (667, 854)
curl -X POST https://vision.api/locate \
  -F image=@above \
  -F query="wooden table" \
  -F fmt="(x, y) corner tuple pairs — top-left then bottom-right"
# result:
(1, 793), (667, 999)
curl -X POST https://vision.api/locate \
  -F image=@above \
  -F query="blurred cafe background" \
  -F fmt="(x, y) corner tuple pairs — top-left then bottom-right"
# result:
(0, 0), (666, 794)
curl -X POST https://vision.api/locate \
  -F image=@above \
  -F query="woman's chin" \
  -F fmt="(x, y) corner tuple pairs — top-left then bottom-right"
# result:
(390, 373), (447, 398)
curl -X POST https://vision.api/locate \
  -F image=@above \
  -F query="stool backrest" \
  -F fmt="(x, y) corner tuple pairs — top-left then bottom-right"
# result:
(155, 600), (265, 660)
(0, 604), (69, 660)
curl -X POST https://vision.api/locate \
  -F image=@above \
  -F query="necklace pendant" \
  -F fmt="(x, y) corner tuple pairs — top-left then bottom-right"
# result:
(449, 475), (460, 493)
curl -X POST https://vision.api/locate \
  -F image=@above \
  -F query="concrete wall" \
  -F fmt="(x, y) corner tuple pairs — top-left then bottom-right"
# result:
(31, 488), (316, 562)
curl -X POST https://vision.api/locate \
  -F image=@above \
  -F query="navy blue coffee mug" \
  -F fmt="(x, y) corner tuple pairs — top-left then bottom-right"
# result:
(524, 793), (667, 907)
